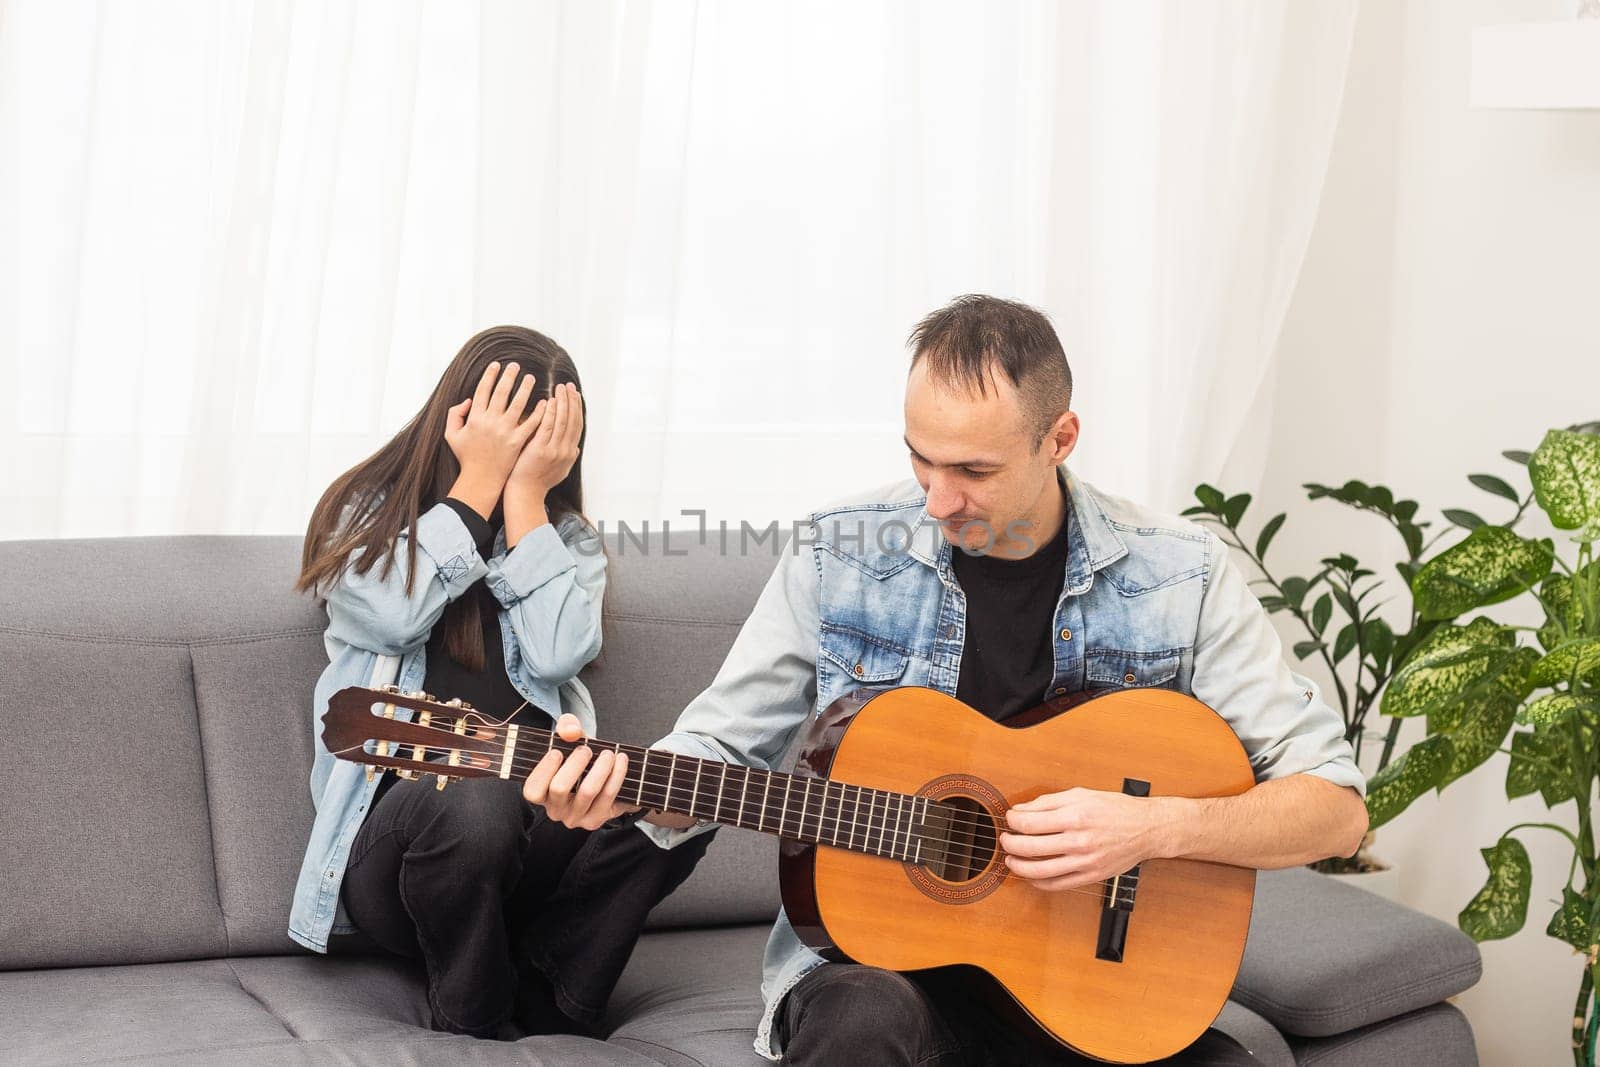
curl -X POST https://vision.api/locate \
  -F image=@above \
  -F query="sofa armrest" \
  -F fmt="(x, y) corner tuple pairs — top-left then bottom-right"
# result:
(1229, 866), (1483, 1038)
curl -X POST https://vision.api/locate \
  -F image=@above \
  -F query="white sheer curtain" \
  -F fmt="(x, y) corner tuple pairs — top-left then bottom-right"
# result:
(0, 0), (1357, 540)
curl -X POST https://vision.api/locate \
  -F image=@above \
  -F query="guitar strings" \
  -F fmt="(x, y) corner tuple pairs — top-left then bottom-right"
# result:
(332, 734), (1145, 902)
(338, 714), (1065, 849)
(332, 717), (1137, 880)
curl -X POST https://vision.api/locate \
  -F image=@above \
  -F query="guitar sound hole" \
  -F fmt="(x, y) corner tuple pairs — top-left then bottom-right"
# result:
(926, 795), (998, 883)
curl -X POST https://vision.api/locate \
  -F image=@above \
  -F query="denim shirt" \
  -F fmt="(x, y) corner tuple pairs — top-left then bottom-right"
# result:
(640, 467), (1364, 1061)
(287, 501), (606, 953)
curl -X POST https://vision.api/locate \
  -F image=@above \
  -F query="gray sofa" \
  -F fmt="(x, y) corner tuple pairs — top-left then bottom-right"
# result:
(1, 532), (1483, 1065)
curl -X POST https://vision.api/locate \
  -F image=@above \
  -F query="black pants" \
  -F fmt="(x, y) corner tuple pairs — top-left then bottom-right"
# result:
(776, 964), (1254, 1066)
(340, 771), (710, 1038)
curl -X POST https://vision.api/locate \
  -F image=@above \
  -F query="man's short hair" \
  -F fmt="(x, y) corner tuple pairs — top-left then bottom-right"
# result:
(908, 294), (1073, 439)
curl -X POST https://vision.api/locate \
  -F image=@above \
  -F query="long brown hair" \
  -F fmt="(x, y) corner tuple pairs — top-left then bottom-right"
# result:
(297, 325), (592, 671)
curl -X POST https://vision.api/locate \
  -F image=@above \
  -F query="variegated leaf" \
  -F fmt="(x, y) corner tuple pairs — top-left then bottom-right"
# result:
(1528, 429), (1600, 541)
(1430, 647), (1538, 788)
(1412, 527), (1555, 621)
(1516, 691), (1596, 727)
(1529, 638), (1600, 687)
(1366, 734), (1453, 830)
(1382, 618), (1519, 720)
(1546, 887), (1593, 952)
(1459, 837), (1531, 942)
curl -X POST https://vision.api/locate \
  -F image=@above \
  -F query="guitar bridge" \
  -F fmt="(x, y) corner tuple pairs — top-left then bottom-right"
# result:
(1094, 777), (1149, 963)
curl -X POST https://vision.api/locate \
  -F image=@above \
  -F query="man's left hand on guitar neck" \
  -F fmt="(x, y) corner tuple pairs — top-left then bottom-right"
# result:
(998, 773), (1367, 892)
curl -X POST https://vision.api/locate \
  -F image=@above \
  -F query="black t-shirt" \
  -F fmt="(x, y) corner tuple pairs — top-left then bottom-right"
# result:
(423, 497), (550, 726)
(951, 494), (1071, 722)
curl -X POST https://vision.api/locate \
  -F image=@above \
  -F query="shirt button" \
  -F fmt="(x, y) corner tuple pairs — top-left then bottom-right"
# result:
(1059, 628), (1072, 641)
(1054, 687), (1067, 695)
(946, 624), (957, 638)
(1124, 672), (1137, 684)
(853, 664), (865, 677)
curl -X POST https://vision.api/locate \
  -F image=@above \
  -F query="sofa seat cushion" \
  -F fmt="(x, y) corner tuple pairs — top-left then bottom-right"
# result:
(609, 925), (1297, 1067)
(1234, 869), (1483, 1038)
(0, 956), (650, 1066)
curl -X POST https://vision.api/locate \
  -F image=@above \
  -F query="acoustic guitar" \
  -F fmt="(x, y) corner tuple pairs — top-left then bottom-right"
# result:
(322, 683), (1256, 1064)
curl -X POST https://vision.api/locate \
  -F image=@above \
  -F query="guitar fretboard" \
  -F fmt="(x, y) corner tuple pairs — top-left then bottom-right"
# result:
(524, 729), (933, 864)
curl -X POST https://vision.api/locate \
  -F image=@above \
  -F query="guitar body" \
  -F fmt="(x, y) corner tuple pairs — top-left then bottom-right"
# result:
(779, 686), (1257, 1064)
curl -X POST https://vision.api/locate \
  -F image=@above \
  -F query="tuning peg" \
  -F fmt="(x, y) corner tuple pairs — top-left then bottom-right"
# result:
(379, 683), (402, 694)
(365, 765), (376, 782)
(435, 774), (451, 792)
(397, 769), (418, 781)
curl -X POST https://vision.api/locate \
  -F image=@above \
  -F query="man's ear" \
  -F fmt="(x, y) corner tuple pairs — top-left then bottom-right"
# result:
(1047, 410), (1080, 466)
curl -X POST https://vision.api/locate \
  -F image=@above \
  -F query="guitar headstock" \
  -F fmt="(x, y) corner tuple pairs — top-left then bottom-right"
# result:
(323, 685), (513, 790)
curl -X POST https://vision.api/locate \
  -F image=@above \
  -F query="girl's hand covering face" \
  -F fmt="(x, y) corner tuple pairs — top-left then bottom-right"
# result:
(443, 361), (540, 486)
(508, 381), (583, 497)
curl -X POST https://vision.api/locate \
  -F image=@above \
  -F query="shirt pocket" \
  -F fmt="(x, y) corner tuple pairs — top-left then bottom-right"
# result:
(1084, 648), (1183, 690)
(817, 626), (912, 704)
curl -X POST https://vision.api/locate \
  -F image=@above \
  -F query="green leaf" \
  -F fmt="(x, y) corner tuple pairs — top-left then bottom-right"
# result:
(1469, 473), (1521, 503)
(1459, 837), (1531, 942)
(1411, 526), (1555, 620)
(1333, 623), (1358, 664)
(1222, 493), (1251, 528)
(1546, 888), (1592, 951)
(1528, 638), (1600, 687)
(1443, 508), (1486, 531)
(1367, 618), (1396, 674)
(1331, 584), (1360, 620)
(1311, 593), (1332, 635)
(1427, 647), (1538, 789)
(1293, 640), (1325, 661)
(1504, 725), (1580, 807)
(1366, 734), (1453, 830)
(1399, 522), (1425, 560)
(1195, 484), (1226, 514)
(1382, 618), (1521, 719)
(1394, 499), (1420, 522)
(1370, 485), (1395, 513)
(1528, 428), (1600, 540)
(1502, 449), (1533, 466)
(1516, 691), (1593, 727)
(1255, 513), (1286, 561)
(1281, 576), (1310, 610)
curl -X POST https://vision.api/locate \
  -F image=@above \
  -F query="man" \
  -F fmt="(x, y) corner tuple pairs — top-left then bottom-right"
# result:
(525, 294), (1368, 1064)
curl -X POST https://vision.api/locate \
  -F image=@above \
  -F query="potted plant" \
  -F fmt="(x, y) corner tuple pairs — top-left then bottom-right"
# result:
(1363, 425), (1600, 1066)
(1182, 476), (1446, 890)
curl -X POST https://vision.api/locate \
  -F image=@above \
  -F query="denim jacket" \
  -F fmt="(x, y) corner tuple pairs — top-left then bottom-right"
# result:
(287, 501), (606, 953)
(641, 467), (1364, 1061)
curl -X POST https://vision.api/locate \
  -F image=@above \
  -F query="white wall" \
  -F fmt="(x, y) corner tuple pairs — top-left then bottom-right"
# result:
(1251, 2), (1600, 1063)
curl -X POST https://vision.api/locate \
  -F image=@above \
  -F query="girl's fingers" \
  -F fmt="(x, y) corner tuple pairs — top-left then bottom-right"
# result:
(445, 397), (471, 434)
(471, 362), (500, 415)
(522, 748), (564, 805)
(517, 398), (549, 444)
(564, 385), (584, 448)
(508, 372), (536, 421)
(489, 361), (519, 412)
(554, 713), (585, 742)
(550, 385), (571, 444)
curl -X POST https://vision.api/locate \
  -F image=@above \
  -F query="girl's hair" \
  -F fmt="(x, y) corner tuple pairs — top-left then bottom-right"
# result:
(296, 325), (591, 672)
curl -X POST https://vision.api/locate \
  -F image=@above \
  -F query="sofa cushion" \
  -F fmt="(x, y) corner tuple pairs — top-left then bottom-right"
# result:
(1287, 1002), (1476, 1066)
(1233, 868), (1482, 1038)
(189, 631), (329, 955)
(0, 956), (653, 1066)
(608, 925), (1297, 1067)
(0, 629), (228, 968)
(0, 958), (290, 1064)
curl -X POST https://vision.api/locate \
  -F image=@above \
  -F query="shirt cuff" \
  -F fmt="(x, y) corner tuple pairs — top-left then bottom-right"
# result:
(487, 521), (577, 606)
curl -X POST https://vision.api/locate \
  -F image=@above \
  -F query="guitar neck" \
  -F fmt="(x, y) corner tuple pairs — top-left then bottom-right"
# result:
(523, 728), (932, 864)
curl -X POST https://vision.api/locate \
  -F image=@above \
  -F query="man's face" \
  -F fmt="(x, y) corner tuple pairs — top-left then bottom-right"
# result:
(903, 360), (1078, 557)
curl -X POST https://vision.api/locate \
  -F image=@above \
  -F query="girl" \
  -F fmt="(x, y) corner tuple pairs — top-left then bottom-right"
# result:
(287, 326), (707, 1040)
